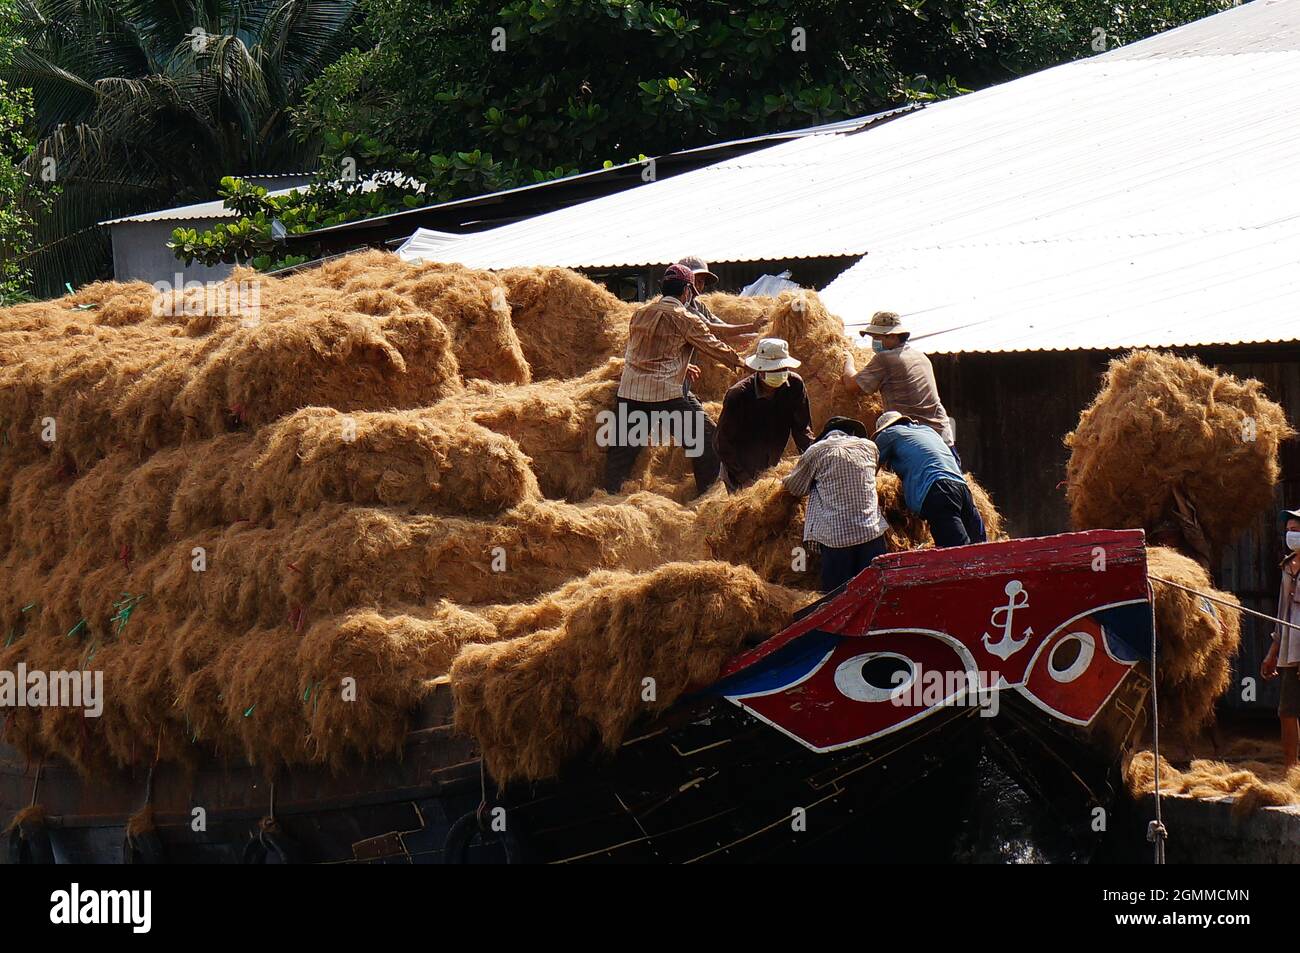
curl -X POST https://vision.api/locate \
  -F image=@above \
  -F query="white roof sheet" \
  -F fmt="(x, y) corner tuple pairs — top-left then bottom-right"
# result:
(395, 228), (468, 262)
(432, 0), (1300, 351)
(102, 187), (301, 225)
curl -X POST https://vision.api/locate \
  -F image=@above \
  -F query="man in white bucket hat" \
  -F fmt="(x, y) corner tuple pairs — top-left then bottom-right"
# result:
(715, 337), (814, 491)
(842, 310), (959, 465)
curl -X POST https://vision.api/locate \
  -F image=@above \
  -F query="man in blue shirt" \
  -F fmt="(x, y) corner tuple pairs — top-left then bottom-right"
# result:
(873, 411), (986, 548)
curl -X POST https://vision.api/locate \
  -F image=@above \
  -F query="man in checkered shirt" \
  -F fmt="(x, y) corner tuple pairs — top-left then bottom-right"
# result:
(783, 416), (890, 592)
(602, 263), (747, 496)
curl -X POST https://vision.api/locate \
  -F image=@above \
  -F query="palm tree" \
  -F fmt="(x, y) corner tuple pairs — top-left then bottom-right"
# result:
(4, 0), (358, 295)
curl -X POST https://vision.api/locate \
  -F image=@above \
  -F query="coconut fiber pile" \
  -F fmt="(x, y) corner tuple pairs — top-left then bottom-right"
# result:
(0, 251), (1012, 781)
(1066, 350), (1292, 559)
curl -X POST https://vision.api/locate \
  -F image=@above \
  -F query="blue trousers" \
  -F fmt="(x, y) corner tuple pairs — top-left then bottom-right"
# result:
(820, 536), (888, 593)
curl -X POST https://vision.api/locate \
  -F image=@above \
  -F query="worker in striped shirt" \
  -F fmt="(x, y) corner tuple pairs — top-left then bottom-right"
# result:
(782, 416), (890, 592)
(601, 263), (747, 496)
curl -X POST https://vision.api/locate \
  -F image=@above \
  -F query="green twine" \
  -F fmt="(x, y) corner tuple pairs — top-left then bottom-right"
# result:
(110, 592), (144, 635)
(66, 618), (87, 639)
(20, 603), (34, 613)
(243, 704), (255, 718)
(65, 281), (95, 310)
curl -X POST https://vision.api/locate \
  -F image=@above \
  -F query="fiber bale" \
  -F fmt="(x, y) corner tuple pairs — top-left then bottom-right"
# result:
(389, 265), (530, 385)
(687, 293), (775, 402)
(1146, 546), (1241, 735)
(296, 603), (501, 765)
(698, 292), (773, 329)
(768, 291), (883, 432)
(175, 310), (462, 437)
(1066, 351), (1293, 556)
(242, 407), (539, 519)
(151, 492), (698, 632)
(453, 359), (622, 500)
(449, 562), (807, 783)
(690, 290), (882, 427)
(498, 267), (632, 379)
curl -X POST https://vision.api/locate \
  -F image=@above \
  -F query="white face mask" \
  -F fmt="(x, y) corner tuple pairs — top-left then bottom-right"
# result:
(1287, 531), (1300, 552)
(761, 370), (789, 388)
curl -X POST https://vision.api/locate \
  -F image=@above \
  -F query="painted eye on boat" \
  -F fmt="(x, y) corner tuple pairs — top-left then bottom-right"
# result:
(833, 652), (915, 702)
(1047, 631), (1096, 683)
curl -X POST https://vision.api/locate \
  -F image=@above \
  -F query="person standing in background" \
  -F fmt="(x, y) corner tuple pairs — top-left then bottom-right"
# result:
(1261, 508), (1300, 766)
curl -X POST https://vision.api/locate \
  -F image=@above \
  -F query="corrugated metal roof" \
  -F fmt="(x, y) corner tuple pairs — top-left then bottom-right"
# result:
(430, 0), (1300, 352)
(395, 228), (467, 261)
(102, 187), (301, 225)
(296, 105), (918, 248)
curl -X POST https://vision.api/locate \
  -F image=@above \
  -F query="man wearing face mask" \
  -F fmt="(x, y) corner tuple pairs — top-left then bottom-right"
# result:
(841, 310), (960, 466)
(715, 338), (814, 491)
(1261, 508), (1300, 766)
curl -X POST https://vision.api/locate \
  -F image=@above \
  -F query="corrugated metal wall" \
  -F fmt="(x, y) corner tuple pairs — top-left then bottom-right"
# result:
(931, 345), (1300, 715)
(110, 219), (237, 285)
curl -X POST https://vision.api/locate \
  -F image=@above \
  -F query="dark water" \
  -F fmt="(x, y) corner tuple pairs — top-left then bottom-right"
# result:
(949, 754), (1096, 864)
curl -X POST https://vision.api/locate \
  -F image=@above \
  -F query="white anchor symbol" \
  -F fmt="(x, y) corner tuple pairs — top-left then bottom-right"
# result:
(982, 580), (1033, 661)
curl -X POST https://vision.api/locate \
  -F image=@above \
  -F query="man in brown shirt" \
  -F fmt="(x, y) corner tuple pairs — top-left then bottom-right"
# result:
(601, 263), (746, 495)
(716, 338), (814, 491)
(841, 310), (960, 465)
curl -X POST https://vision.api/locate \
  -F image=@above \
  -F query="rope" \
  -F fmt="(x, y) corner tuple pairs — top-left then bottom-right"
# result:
(1145, 582), (1167, 864)
(1139, 570), (1300, 863)
(1148, 574), (1300, 631)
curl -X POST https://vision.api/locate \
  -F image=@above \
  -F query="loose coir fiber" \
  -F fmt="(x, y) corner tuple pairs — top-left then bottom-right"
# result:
(1066, 351), (1293, 556)
(6, 246), (1180, 787)
(1125, 750), (1300, 817)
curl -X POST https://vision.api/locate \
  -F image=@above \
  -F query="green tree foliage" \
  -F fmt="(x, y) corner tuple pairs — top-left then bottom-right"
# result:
(294, 0), (990, 182)
(0, 0), (37, 304)
(4, 0), (360, 295)
(295, 0), (1236, 181)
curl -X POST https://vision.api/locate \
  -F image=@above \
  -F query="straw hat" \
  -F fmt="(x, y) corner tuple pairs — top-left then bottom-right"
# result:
(677, 255), (719, 289)
(858, 310), (911, 337)
(873, 410), (913, 436)
(744, 338), (801, 371)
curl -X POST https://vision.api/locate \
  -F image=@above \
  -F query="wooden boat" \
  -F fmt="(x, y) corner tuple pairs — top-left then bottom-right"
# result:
(1, 529), (1152, 864)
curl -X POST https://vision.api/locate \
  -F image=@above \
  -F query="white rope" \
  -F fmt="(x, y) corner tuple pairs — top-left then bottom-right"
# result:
(1145, 582), (1167, 864)
(1148, 574), (1300, 631)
